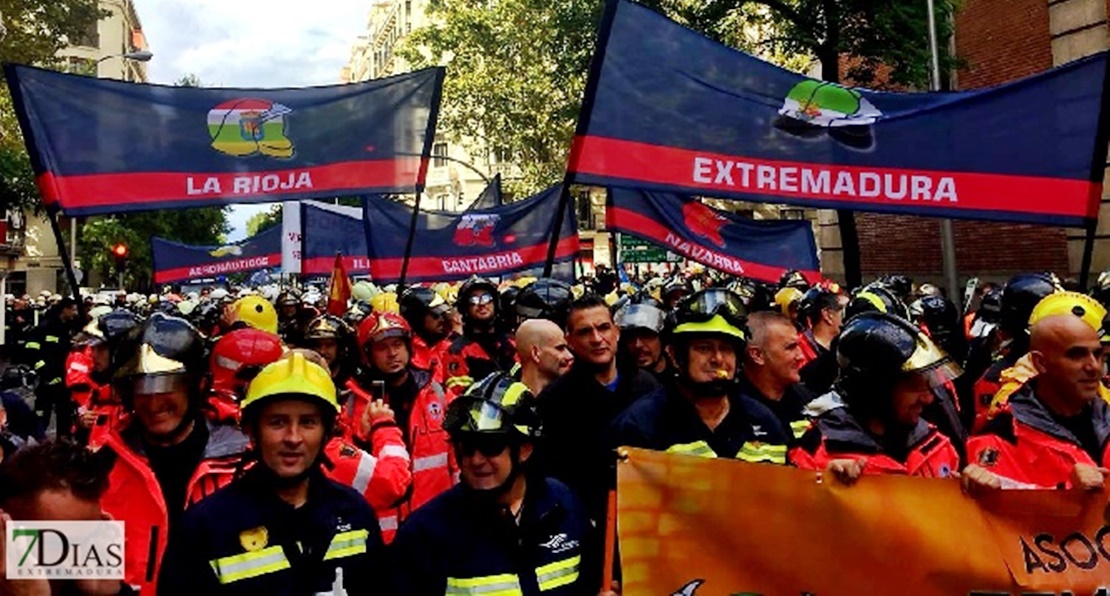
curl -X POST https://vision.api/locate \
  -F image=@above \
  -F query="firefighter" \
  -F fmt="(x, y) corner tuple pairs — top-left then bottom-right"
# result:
(790, 312), (962, 479)
(441, 277), (517, 398)
(275, 289), (304, 346)
(207, 326), (286, 423)
(303, 314), (361, 386)
(399, 286), (453, 376)
(967, 293), (1110, 490)
(69, 309), (138, 448)
(796, 285), (849, 394)
(514, 278), (574, 328)
(610, 288), (789, 461)
(739, 311), (815, 440)
(972, 273), (1060, 424)
(157, 352), (389, 594)
(347, 311), (455, 524)
(25, 296), (79, 437)
(614, 298), (671, 383)
(392, 372), (598, 595)
(97, 312), (249, 594)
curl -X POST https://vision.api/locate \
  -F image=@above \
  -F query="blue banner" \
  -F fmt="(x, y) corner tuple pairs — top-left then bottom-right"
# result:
(567, 0), (1110, 226)
(5, 64), (444, 215)
(467, 174), (504, 210)
(152, 225), (281, 284)
(300, 202), (369, 277)
(608, 188), (819, 283)
(362, 186), (578, 283)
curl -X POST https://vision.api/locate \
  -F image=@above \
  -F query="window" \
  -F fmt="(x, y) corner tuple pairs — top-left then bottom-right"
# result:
(405, 1), (412, 32)
(490, 147), (513, 164)
(72, 19), (100, 48)
(575, 190), (596, 230)
(781, 208), (806, 220)
(432, 143), (449, 168)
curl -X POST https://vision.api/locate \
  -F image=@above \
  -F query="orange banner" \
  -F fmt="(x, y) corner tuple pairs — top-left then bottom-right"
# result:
(617, 448), (1110, 595)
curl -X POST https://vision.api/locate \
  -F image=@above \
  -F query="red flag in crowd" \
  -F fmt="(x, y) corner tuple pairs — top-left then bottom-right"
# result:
(327, 252), (351, 316)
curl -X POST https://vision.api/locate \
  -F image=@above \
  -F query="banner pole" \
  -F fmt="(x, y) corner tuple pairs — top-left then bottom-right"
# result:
(1080, 219), (1097, 290)
(398, 192), (422, 289)
(927, 0), (962, 307)
(543, 184), (574, 277)
(48, 211), (85, 318)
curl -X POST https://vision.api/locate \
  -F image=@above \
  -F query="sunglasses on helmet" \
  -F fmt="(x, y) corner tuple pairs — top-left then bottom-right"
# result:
(674, 288), (749, 329)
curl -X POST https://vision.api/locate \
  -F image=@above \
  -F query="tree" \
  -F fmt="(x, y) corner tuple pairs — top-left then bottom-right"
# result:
(0, 0), (108, 214)
(80, 208), (231, 290)
(246, 204), (282, 237)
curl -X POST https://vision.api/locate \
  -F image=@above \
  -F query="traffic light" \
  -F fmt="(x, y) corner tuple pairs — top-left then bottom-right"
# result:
(111, 243), (128, 269)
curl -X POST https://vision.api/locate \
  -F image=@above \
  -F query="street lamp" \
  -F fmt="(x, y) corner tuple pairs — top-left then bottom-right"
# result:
(96, 50), (153, 64)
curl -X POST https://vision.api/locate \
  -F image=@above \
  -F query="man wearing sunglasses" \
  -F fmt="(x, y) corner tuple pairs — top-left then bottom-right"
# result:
(610, 288), (789, 463)
(393, 372), (597, 595)
(441, 277), (518, 399)
(97, 312), (250, 594)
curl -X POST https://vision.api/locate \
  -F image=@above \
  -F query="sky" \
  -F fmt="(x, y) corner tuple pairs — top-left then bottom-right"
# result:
(131, 0), (371, 240)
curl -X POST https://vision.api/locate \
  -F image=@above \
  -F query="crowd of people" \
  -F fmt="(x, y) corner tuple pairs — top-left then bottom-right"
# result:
(0, 267), (1106, 594)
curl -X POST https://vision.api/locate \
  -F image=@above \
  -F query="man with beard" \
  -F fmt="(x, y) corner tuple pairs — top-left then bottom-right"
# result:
(441, 277), (517, 399)
(790, 312), (962, 479)
(158, 352), (388, 594)
(399, 286), (454, 377)
(97, 313), (249, 593)
(515, 319), (574, 396)
(392, 373), (597, 595)
(614, 298), (671, 383)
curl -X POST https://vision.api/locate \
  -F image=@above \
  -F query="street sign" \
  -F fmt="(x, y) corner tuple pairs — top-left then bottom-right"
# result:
(619, 234), (681, 263)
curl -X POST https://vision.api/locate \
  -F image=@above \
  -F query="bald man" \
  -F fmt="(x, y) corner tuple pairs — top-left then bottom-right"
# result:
(738, 311), (814, 440)
(515, 319), (574, 395)
(966, 314), (1110, 490)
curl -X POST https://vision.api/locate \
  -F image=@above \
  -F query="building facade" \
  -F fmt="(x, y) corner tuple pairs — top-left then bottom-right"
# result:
(341, 0), (521, 212)
(4, 0), (150, 297)
(819, 0), (1110, 288)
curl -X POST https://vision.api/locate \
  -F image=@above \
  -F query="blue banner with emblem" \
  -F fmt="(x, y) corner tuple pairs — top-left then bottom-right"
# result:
(151, 225), (281, 284)
(608, 188), (819, 283)
(466, 174), (504, 210)
(4, 63), (444, 215)
(300, 201), (370, 277)
(362, 186), (578, 283)
(566, 0), (1110, 226)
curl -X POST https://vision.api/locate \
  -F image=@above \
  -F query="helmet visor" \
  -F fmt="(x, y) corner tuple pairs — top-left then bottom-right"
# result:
(616, 304), (666, 333)
(130, 373), (190, 396)
(902, 334), (963, 388)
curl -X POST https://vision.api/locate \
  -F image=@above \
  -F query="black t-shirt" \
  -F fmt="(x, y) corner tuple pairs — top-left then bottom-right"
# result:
(1053, 406), (1102, 463)
(146, 418), (208, 532)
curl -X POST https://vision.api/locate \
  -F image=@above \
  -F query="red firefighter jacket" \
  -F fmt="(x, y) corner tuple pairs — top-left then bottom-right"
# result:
(790, 405), (960, 478)
(97, 418), (248, 595)
(967, 383), (1110, 489)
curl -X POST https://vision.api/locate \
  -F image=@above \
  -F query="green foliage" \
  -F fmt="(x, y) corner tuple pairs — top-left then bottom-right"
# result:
(401, 0), (958, 193)
(0, 0), (108, 214)
(80, 208), (231, 290)
(245, 204), (282, 237)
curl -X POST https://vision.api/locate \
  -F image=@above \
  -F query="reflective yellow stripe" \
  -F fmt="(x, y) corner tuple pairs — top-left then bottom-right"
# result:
(736, 442), (787, 464)
(790, 420), (810, 439)
(446, 573), (522, 595)
(665, 441), (717, 458)
(209, 545), (290, 584)
(33, 360), (46, 370)
(536, 555), (580, 591)
(445, 376), (474, 389)
(322, 529), (368, 561)
(24, 342), (40, 350)
(44, 335), (59, 343)
(47, 378), (63, 385)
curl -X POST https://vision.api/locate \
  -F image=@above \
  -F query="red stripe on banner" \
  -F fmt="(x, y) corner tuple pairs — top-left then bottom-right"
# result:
(570, 136), (1100, 219)
(369, 237), (580, 281)
(37, 158), (427, 210)
(607, 207), (818, 283)
(153, 254), (281, 284)
(300, 255), (372, 276)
